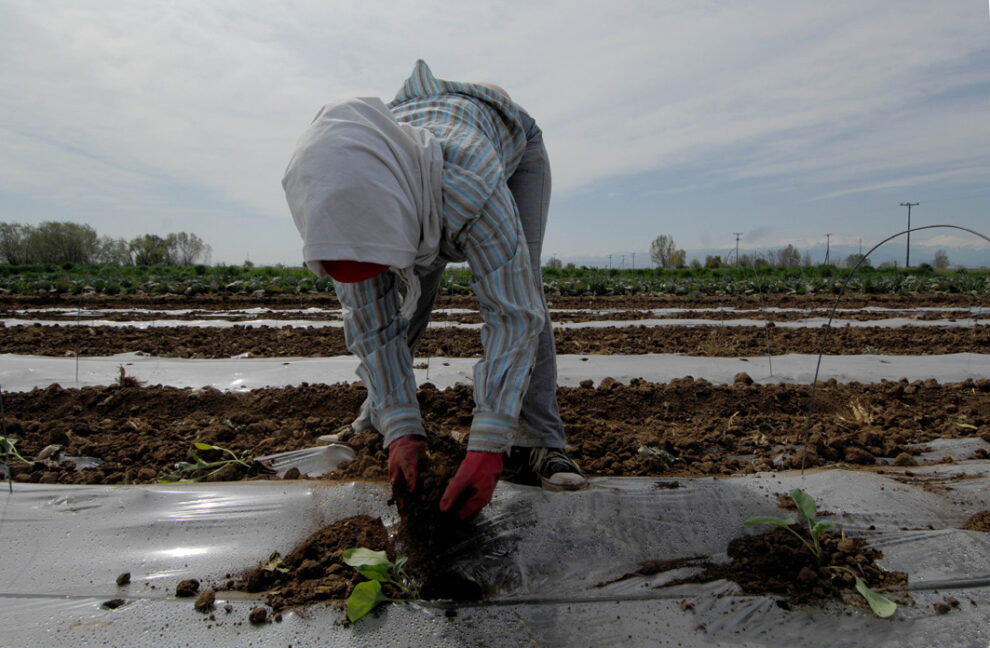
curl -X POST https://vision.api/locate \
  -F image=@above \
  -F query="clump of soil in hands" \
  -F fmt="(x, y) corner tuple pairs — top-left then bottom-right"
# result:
(389, 433), (484, 602)
(216, 432), (483, 616)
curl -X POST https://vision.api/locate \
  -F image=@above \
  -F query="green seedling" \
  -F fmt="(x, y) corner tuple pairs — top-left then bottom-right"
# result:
(746, 488), (834, 560)
(746, 488), (897, 618)
(342, 548), (419, 623)
(158, 442), (251, 483)
(1, 436), (31, 465)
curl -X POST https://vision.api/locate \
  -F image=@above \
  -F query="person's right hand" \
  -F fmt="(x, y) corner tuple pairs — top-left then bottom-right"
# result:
(388, 435), (429, 493)
(439, 451), (503, 520)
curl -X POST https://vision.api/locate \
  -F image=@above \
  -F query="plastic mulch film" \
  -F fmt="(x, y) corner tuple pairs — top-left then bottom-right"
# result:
(2, 352), (989, 392)
(1, 460), (988, 648)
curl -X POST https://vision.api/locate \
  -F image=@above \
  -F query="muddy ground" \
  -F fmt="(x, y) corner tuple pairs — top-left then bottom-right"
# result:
(4, 377), (988, 487)
(2, 292), (987, 312)
(3, 293), (987, 358)
(2, 321), (987, 358)
(4, 292), (988, 620)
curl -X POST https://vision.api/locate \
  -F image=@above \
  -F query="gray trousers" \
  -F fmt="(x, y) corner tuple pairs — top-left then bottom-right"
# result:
(354, 111), (566, 450)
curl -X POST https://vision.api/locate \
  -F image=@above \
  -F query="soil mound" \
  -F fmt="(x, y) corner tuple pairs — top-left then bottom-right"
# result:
(669, 527), (908, 611)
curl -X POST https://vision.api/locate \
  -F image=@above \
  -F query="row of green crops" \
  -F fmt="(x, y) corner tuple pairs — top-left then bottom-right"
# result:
(0, 263), (986, 297)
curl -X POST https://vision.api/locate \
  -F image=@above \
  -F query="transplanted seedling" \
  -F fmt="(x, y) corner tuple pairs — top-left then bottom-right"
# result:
(746, 488), (897, 618)
(1, 436), (31, 466)
(158, 442), (251, 483)
(342, 548), (419, 623)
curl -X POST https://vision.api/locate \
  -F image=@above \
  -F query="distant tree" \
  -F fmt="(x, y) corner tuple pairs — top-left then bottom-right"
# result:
(97, 236), (132, 265)
(668, 249), (687, 268)
(933, 249), (949, 269)
(564, 262), (575, 270)
(689, 258), (702, 270)
(782, 245), (801, 267)
(0, 222), (30, 264)
(844, 253), (871, 269)
(736, 252), (770, 269)
(546, 256), (562, 269)
(764, 245), (802, 267)
(704, 255), (723, 269)
(26, 221), (100, 264)
(129, 234), (171, 266)
(167, 232), (212, 266)
(650, 235), (682, 268)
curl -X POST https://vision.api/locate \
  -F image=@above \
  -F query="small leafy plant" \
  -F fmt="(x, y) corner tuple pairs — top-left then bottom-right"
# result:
(1, 436), (31, 466)
(746, 488), (897, 618)
(159, 442), (251, 483)
(342, 548), (419, 623)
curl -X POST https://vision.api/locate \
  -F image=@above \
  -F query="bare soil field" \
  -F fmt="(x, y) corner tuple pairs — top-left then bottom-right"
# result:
(4, 376), (988, 486)
(2, 292), (987, 357)
(1, 320), (987, 357)
(2, 292), (988, 621)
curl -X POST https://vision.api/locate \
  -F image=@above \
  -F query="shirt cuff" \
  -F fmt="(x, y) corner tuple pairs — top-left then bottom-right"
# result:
(467, 412), (518, 453)
(379, 405), (426, 448)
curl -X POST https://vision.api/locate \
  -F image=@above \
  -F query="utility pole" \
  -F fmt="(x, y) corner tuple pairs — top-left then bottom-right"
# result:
(733, 233), (742, 267)
(899, 202), (919, 268)
(824, 233), (831, 265)
(631, 252), (635, 269)
(608, 254), (612, 269)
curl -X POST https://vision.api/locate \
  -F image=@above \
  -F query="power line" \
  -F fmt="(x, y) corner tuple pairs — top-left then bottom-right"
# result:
(899, 202), (919, 267)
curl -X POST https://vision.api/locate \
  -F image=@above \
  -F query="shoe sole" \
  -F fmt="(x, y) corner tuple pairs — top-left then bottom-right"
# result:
(540, 473), (589, 492)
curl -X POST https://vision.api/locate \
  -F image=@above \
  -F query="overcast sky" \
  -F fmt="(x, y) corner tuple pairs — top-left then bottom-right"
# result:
(1, 1), (988, 267)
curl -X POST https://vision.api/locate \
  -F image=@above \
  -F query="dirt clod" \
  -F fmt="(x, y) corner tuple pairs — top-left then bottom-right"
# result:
(195, 589), (216, 612)
(249, 607), (268, 624)
(659, 526), (907, 611)
(961, 511), (990, 532)
(229, 514), (391, 611)
(176, 579), (200, 597)
(116, 572), (131, 586)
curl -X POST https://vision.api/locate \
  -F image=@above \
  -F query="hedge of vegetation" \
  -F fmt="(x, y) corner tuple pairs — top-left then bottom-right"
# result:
(0, 262), (986, 297)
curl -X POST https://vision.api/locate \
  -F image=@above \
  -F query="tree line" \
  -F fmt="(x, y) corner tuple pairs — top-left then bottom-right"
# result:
(0, 221), (211, 266)
(650, 235), (951, 270)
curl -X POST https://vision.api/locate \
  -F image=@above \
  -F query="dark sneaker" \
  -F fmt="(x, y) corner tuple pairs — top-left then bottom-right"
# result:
(502, 447), (587, 491)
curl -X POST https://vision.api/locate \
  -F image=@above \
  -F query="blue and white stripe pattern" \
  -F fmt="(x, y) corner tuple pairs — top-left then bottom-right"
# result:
(335, 61), (545, 453)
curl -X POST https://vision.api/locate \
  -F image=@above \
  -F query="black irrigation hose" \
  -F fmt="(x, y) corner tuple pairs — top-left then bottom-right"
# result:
(800, 224), (990, 473)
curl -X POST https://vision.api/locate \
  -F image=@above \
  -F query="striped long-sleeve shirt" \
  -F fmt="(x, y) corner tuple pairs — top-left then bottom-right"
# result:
(334, 61), (546, 453)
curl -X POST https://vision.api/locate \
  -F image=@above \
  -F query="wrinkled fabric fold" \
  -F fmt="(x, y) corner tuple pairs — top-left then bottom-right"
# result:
(282, 96), (444, 287)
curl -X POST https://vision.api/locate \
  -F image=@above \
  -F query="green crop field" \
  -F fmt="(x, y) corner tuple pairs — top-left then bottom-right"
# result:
(0, 262), (987, 297)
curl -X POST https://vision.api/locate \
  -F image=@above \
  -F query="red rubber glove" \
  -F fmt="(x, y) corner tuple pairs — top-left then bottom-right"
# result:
(388, 435), (428, 493)
(439, 451), (503, 520)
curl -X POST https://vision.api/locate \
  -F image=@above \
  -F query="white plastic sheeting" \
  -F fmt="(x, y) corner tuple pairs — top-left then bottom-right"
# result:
(1, 463), (988, 647)
(2, 352), (989, 394)
(4, 316), (988, 329)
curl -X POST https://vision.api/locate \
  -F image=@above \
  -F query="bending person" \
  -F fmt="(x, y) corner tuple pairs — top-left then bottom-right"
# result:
(283, 60), (586, 520)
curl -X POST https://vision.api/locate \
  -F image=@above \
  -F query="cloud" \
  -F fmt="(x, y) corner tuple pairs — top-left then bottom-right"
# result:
(813, 167), (990, 201)
(0, 0), (988, 263)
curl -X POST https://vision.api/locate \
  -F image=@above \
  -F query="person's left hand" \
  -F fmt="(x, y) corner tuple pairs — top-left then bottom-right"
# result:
(439, 451), (503, 520)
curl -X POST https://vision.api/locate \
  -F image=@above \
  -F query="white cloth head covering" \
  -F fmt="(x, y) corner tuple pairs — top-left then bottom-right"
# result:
(282, 96), (443, 318)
